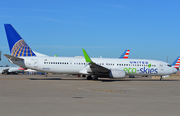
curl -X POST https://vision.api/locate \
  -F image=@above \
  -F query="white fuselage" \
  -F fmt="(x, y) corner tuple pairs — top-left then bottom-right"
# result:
(9, 56), (177, 77)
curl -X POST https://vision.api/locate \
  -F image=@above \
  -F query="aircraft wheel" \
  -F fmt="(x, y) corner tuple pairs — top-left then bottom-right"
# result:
(94, 77), (98, 80)
(160, 77), (164, 81)
(87, 75), (92, 80)
(93, 76), (98, 80)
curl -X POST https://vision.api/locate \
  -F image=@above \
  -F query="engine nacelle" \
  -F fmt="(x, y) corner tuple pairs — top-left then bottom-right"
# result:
(109, 69), (126, 78)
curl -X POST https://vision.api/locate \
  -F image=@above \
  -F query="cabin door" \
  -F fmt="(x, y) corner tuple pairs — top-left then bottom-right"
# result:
(34, 59), (38, 68)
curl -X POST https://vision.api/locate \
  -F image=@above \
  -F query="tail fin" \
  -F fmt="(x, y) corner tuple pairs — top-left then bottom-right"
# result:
(171, 56), (180, 69)
(119, 50), (130, 59)
(4, 24), (36, 57)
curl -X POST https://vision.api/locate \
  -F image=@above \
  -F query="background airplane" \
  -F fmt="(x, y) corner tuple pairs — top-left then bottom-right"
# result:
(0, 66), (25, 74)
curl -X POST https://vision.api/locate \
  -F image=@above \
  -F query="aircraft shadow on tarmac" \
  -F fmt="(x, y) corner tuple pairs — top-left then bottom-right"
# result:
(100, 79), (180, 82)
(27, 78), (180, 82)
(28, 78), (62, 80)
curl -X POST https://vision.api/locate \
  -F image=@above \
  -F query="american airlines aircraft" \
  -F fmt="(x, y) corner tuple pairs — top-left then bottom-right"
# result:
(171, 56), (180, 70)
(3, 24), (177, 81)
(119, 50), (130, 59)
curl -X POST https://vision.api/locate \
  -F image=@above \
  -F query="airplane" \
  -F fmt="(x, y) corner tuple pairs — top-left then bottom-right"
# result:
(0, 67), (9, 74)
(0, 66), (25, 74)
(3, 24), (177, 81)
(119, 50), (130, 59)
(7, 67), (25, 74)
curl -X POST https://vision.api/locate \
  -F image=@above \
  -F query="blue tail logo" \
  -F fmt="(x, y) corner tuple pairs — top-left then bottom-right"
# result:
(4, 24), (36, 57)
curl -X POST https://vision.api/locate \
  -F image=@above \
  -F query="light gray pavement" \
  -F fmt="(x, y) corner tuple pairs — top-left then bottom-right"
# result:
(0, 74), (180, 116)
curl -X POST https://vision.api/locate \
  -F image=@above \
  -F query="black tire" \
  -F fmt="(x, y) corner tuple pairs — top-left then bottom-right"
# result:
(160, 78), (164, 81)
(87, 75), (92, 80)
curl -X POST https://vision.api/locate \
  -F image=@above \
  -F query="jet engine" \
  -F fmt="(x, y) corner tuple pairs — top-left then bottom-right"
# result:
(109, 69), (126, 78)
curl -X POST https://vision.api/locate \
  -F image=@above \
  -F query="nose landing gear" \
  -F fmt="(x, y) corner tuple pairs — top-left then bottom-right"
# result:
(160, 76), (164, 81)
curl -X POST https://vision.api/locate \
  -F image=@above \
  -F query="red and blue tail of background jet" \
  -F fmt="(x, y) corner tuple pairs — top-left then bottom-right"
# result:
(171, 56), (180, 70)
(119, 50), (130, 59)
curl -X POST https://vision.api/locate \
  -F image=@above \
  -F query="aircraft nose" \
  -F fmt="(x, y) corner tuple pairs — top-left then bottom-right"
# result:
(173, 67), (178, 73)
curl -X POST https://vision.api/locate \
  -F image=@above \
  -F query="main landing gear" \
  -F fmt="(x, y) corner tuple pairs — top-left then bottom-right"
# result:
(160, 76), (164, 81)
(87, 75), (98, 80)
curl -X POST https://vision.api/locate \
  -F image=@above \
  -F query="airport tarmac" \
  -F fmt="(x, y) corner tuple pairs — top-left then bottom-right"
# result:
(0, 74), (180, 116)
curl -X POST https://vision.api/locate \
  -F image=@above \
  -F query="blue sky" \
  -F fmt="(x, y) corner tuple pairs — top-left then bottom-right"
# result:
(0, 0), (180, 66)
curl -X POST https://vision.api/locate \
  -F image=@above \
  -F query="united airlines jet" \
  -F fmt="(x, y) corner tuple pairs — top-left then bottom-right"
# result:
(4, 24), (177, 81)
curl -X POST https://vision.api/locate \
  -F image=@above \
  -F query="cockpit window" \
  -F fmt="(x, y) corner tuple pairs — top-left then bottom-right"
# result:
(167, 64), (171, 67)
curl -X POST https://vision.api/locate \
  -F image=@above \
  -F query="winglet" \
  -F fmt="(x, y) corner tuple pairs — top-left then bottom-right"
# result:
(82, 49), (93, 63)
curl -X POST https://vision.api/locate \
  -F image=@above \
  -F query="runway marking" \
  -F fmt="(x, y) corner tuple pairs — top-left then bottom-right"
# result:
(72, 97), (83, 98)
(78, 87), (91, 92)
(94, 90), (127, 93)
(78, 88), (127, 93)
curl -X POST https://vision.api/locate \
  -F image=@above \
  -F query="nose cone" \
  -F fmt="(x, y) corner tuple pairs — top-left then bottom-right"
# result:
(173, 67), (178, 73)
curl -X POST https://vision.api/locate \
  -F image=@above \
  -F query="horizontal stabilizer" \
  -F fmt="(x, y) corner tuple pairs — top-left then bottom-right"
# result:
(3, 54), (24, 60)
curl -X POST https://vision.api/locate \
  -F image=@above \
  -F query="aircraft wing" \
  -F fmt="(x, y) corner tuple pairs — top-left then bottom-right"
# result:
(3, 54), (24, 60)
(0, 67), (9, 74)
(82, 49), (109, 74)
(2, 67), (9, 72)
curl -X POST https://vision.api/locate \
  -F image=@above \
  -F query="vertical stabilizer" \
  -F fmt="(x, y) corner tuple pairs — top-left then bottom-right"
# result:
(119, 50), (130, 59)
(4, 24), (36, 57)
(171, 56), (180, 69)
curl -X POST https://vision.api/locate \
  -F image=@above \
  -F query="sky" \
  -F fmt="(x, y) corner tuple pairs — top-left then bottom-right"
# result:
(0, 0), (180, 66)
